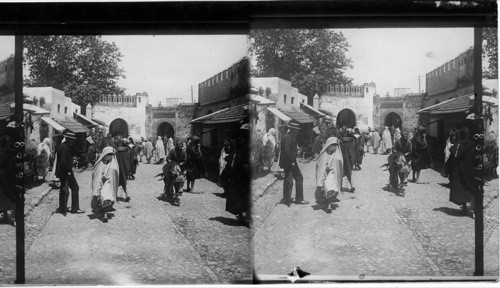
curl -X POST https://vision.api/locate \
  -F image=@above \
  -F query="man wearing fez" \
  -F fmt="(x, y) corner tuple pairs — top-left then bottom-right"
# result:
(56, 131), (84, 215)
(279, 121), (309, 207)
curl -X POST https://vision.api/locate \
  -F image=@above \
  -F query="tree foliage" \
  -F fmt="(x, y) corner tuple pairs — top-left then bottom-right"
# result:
(249, 29), (353, 101)
(23, 36), (126, 108)
(483, 27), (497, 79)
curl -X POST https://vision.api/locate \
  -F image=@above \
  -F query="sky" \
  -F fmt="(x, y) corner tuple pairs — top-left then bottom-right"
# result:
(0, 36), (14, 62)
(102, 35), (248, 106)
(0, 29), (479, 103)
(337, 28), (474, 96)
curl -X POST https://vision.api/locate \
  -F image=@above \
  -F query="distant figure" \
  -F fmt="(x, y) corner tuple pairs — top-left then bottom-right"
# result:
(381, 126), (393, 154)
(144, 138), (154, 164)
(56, 132), (84, 215)
(36, 138), (52, 182)
(166, 137), (174, 156)
(219, 138), (231, 195)
(410, 126), (432, 183)
(91, 147), (119, 223)
(340, 128), (356, 192)
(353, 128), (364, 170)
(261, 128), (277, 171)
(443, 128), (457, 177)
(155, 136), (166, 164)
(114, 137), (131, 202)
(393, 131), (412, 186)
(372, 128), (381, 154)
(185, 136), (205, 192)
(366, 127), (373, 153)
(164, 138), (187, 206)
(128, 137), (138, 180)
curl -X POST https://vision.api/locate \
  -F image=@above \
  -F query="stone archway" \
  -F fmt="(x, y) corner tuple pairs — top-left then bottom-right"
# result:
(336, 108), (356, 128)
(109, 118), (129, 137)
(157, 121), (174, 139)
(384, 112), (402, 129)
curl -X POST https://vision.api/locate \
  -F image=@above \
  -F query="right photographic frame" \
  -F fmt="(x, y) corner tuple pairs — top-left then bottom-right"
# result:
(249, 9), (498, 284)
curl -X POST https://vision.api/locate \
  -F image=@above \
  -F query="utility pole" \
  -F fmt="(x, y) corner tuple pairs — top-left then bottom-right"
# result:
(472, 27), (484, 277)
(191, 85), (194, 103)
(418, 75), (422, 93)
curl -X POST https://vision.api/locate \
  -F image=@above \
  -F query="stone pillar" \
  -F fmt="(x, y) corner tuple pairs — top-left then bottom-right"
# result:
(313, 94), (319, 109)
(86, 103), (92, 117)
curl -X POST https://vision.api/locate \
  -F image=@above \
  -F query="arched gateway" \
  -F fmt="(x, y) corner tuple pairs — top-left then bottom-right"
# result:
(157, 122), (174, 139)
(109, 118), (129, 137)
(384, 112), (402, 129)
(336, 109), (356, 128)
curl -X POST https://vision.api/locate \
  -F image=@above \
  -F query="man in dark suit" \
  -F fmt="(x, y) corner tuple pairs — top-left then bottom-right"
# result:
(56, 131), (84, 215)
(279, 121), (309, 207)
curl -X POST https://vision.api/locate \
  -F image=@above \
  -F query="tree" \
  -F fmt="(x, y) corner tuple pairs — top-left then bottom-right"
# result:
(258, 86), (264, 96)
(249, 29), (353, 103)
(483, 27), (497, 79)
(39, 96), (45, 107)
(265, 87), (272, 97)
(23, 36), (126, 109)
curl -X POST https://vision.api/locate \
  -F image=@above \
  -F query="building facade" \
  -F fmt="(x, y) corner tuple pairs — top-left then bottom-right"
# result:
(424, 47), (474, 107)
(373, 93), (424, 132)
(251, 77), (308, 110)
(197, 57), (250, 117)
(319, 82), (376, 128)
(91, 91), (149, 137)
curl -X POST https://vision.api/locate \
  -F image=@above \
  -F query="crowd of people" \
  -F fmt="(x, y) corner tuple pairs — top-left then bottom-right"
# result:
(47, 128), (250, 224)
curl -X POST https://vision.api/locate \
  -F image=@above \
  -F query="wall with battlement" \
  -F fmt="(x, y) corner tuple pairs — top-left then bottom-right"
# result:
(320, 83), (376, 128)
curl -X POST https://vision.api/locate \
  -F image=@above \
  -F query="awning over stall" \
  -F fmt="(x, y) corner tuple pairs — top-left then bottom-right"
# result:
(91, 118), (108, 127)
(267, 107), (292, 122)
(300, 102), (326, 117)
(74, 112), (99, 127)
(282, 106), (315, 124)
(56, 119), (89, 133)
(191, 105), (248, 125)
(41, 117), (66, 132)
(419, 94), (498, 115)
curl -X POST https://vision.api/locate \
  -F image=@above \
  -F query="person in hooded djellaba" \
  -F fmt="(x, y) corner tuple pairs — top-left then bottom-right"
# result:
(315, 137), (343, 213)
(91, 146), (119, 222)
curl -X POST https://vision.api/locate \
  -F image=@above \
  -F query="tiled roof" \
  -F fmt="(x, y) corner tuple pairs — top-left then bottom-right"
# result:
(300, 102), (326, 117)
(191, 105), (248, 125)
(74, 112), (99, 127)
(56, 119), (89, 133)
(282, 106), (315, 124)
(419, 94), (497, 115)
(249, 94), (275, 105)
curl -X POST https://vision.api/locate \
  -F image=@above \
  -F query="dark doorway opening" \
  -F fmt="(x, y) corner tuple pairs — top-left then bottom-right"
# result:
(336, 109), (356, 128)
(157, 122), (174, 139)
(384, 112), (402, 129)
(109, 118), (129, 137)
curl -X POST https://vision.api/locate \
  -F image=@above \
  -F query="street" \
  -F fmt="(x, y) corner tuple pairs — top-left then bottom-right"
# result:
(252, 152), (499, 278)
(10, 161), (251, 285)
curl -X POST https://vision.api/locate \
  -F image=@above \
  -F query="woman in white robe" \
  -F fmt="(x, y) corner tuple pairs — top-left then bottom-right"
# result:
(382, 126), (393, 154)
(261, 128), (277, 170)
(155, 136), (166, 164)
(315, 137), (343, 213)
(36, 138), (52, 181)
(91, 146), (119, 222)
